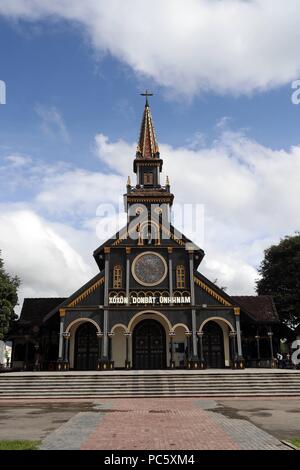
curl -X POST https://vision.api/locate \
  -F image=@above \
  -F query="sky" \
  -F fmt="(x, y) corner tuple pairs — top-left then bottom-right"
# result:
(0, 0), (300, 313)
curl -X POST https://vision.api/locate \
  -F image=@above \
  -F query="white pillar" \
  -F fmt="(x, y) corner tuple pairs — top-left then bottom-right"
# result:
(189, 252), (198, 358)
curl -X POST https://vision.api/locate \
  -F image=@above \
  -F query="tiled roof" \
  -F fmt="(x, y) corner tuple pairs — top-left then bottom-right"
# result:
(232, 295), (279, 323)
(137, 102), (159, 159)
(18, 298), (67, 325)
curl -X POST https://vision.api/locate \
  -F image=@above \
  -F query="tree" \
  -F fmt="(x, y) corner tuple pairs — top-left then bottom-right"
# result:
(0, 251), (20, 340)
(256, 234), (300, 327)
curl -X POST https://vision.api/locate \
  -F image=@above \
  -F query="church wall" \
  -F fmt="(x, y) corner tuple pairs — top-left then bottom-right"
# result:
(107, 309), (192, 332)
(64, 310), (103, 332)
(196, 309), (235, 331)
(195, 286), (227, 307)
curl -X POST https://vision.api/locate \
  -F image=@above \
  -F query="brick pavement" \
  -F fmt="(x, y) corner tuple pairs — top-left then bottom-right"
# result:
(38, 398), (289, 450)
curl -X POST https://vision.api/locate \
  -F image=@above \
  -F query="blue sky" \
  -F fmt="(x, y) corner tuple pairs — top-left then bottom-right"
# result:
(1, 14), (300, 173)
(0, 1), (300, 308)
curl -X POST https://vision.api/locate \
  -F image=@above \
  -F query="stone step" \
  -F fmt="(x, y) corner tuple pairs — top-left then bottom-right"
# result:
(1, 371), (300, 399)
(1, 375), (300, 382)
(1, 382), (299, 388)
(1, 390), (300, 397)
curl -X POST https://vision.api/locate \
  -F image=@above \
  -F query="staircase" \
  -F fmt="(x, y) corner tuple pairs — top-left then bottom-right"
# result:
(1, 370), (300, 399)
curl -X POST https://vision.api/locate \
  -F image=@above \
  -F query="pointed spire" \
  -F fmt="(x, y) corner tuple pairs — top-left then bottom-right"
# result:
(137, 92), (159, 159)
(127, 176), (131, 186)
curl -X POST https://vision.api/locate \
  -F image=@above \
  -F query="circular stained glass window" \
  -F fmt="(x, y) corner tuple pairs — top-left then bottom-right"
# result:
(132, 252), (167, 286)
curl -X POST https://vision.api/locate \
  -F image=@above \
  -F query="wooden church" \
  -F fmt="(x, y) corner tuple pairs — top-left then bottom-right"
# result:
(9, 96), (279, 371)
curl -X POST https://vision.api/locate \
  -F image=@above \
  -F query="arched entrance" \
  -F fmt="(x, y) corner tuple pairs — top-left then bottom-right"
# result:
(202, 321), (225, 368)
(133, 319), (166, 369)
(74, 323), (98, 370)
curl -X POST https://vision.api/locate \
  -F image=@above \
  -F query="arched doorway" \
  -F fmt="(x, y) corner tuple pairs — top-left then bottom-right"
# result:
(74, 323), (98, 370)
(203, 321), (225, 368)
(133, 319), (166, 369)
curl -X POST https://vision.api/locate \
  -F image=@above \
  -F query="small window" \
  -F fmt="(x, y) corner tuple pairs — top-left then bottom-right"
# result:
(176, 265), (185, 289)
(113, 265), (122, 288)
(144, 173), (153, 185)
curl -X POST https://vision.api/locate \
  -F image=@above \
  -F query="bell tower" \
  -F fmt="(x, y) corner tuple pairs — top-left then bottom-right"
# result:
(124, 92), (174, 221)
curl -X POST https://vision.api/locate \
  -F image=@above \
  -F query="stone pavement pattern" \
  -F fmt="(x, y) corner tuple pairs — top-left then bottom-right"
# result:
(40, 398), (288, 450)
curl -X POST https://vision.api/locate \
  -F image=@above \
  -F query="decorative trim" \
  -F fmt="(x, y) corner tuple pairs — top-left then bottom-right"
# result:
(194, 276), (232, 307)
(134, 161), (161, 167)
(112, 222), (185, 248)
(199, 316), (235, 333)
(167, 247), (173, 254)
(234, 307), (241, 316)
(104, 247), (111, 254)
(59, 309), (66, 317)
(68, 277), (105, 308)
(126, 247), (131, 254)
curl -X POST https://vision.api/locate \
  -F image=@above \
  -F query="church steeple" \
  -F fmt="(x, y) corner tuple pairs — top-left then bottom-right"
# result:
(136, 93), (160, 159)
(124, 95), (174, 215)
(133, 93), (163, 186)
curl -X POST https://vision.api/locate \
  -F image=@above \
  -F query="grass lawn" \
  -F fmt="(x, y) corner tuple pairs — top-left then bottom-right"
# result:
(287, 438), (300, 449)
(0, 440), (41, 450)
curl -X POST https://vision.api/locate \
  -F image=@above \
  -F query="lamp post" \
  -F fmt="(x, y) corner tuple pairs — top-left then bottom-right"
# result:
(96, 332), (103, 370)
(124, 332), (131, 369)
(185, 331), (192, 368)
(197, 331), (206, 369)
(108, 332), (115, 370)
(229, 331), (237, 369)
(255, 334), (261, 368)
(169, 331), (175, 369)
(62, 332), (70, 371)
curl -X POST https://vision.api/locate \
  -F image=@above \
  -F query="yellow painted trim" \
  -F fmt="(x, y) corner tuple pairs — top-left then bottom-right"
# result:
(66, 318), (101, 334)
(234, 307), (241, 316)
(194, 276), (232, 307)
(68, 277), (105, 308)
(172, 323), (189, 333)
(199, 317), (235, 333)
(59, 308), (66, 317)
(128, 310), (173, 333)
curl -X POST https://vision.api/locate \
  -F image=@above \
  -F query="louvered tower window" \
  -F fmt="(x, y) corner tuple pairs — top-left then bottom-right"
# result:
(176, 265), (185, 289)
(144, 173), (153, 185)
(113, 265), (122, 288)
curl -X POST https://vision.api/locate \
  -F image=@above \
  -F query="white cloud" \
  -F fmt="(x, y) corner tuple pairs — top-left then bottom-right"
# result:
(0, 207), (96, 314)
(35, 104), (70, 143)
(1, 0), (300, 95)
(1, 124), (300, 305)
(4, 154), (32, 167)
(35, 168), (124, 217)
(94, 129), (300, 294)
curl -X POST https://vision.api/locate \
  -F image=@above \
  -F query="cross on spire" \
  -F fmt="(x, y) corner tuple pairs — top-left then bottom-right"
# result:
(140, 90), (153, 107)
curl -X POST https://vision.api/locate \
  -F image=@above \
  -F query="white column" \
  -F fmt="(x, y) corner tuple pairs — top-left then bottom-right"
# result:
(103, 248), (110, 359)
(58, 310), (65, 360)
(234, 308), (243, 358)
(126, 247), (131, 301)
(189, 252), (198, 358)
(168, 248), (173, 305)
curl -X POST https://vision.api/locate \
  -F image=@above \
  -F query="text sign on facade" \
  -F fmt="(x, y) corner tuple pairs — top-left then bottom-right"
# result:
(109, 296), (191, 305)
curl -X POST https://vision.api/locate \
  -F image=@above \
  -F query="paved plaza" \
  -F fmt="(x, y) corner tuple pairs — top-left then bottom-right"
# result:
(1, 398), (298, 450)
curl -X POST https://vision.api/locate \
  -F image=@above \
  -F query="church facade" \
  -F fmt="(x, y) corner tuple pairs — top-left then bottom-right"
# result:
(9, 98), (280, 371)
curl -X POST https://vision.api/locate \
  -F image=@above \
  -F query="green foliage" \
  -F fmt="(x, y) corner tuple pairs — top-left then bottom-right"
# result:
(287, 438), (300, 449)
(256, 234), (300, 327)
(0, 251), (20, 340)
(0, 440), (41, 450)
